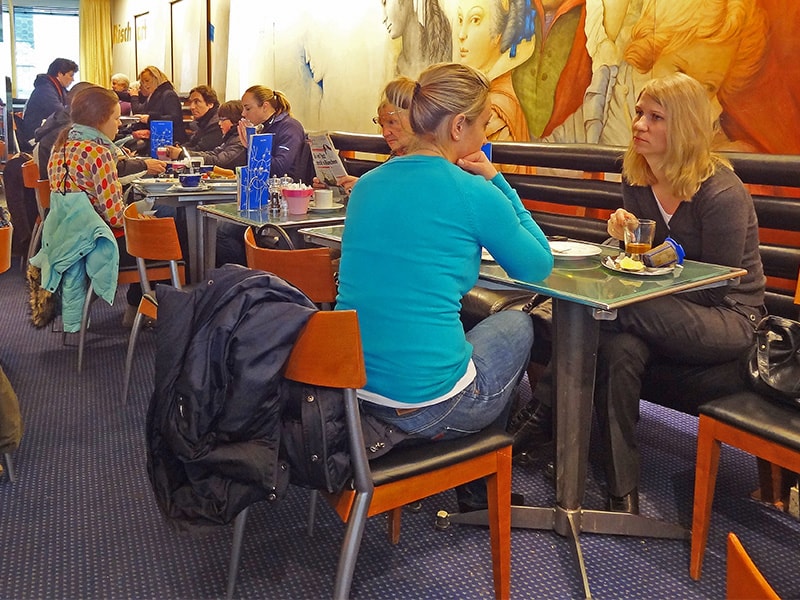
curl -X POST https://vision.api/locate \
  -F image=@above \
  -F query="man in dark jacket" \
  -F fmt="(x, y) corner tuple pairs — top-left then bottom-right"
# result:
(20, 58), (78, 153)
(183, 85), (223, 152)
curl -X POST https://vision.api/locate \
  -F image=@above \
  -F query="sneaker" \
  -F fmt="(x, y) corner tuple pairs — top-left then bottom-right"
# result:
(509, 402), (553, 456)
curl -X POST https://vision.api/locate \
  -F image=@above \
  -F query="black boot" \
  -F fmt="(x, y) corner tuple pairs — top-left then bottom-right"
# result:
(607, 489), (639, 515)
(508, 401), (553, 456)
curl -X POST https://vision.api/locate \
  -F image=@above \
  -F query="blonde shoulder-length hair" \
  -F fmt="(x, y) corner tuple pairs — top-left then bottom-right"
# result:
(138, 66), (170, 87)
(622, 73), (731, 200)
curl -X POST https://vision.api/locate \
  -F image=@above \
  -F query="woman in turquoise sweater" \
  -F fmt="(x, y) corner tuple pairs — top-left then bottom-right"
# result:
(337, 63), (552, 504)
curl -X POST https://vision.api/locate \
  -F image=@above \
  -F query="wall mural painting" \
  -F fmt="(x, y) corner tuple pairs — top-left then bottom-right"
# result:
(113, 0), (799, 154)
(370, 0), (799, 153)
(382, 0), (454, 79)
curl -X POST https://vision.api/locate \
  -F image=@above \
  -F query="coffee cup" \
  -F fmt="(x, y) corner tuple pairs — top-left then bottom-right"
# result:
(314, 189), (334, 209)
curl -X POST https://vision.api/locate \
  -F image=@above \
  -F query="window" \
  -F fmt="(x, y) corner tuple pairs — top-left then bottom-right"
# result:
(0, 0), (79, 101)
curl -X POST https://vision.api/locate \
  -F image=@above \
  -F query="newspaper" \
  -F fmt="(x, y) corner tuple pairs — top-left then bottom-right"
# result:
(307, 131), (348, 187)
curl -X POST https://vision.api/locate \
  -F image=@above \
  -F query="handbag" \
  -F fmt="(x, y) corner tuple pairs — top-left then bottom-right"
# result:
(745, 315), (800, 408)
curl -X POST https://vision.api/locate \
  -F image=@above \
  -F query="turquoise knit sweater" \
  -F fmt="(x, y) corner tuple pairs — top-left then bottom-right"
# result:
(336, 154), (553, 404)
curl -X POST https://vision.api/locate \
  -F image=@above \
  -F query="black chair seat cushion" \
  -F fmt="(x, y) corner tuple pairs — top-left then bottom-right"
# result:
(460, 286), (536, 332)
(700, 392), (800, 452)
(369, 427), (513, 487)
(641, 359), (750, 416)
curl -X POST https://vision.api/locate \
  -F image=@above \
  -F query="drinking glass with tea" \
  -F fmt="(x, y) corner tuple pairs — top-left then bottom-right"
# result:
(623, 219), (656, 261)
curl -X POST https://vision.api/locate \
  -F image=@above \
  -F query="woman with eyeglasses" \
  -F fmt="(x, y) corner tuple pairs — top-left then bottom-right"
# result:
(318, 77), (416, 194)
(179, 100), (247, 170)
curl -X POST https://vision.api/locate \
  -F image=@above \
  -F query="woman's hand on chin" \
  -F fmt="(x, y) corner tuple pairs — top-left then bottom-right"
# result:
(456, 150), (497, 181)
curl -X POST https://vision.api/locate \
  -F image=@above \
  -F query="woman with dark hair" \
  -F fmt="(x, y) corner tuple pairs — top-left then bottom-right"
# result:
(129, 65), (187, 151)
(48, 85), (144, 325)
(186, 100), (247, 170)
(337, 62), (552, 510)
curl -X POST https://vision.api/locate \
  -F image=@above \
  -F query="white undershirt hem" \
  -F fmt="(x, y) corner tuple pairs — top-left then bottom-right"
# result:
(357, 359), (477, 409)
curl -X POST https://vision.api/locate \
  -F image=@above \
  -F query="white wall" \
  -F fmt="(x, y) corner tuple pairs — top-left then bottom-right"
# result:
(111, 0), (397, 134)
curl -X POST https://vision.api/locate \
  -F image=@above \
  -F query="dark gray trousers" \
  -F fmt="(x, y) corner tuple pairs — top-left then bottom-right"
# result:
(594, 295), (761, 496)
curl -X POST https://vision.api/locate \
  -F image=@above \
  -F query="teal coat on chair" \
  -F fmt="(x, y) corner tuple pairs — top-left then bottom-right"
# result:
(30, 191), (119, 332)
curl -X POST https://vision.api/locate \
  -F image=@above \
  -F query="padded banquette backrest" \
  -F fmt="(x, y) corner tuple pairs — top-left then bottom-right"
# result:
(329, 133), (800, 318)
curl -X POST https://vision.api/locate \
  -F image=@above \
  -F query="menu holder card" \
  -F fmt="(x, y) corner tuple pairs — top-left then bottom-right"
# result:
(248, 132), (274, 173)
(307, 131), (348, 188)
(237, 166), (270, 211)
(150, 120), (173, 158)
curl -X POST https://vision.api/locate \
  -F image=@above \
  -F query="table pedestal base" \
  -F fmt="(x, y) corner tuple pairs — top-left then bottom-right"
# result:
(447, 504), (688, 599)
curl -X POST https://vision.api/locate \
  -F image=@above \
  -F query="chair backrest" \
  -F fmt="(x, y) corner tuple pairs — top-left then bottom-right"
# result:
(283, 310), (366, 390)
(35, 179), (51, 211)
(21, 159), (38, 189)
(243, 226), (338, 304)
(123, 203), (184, 292)
(726, 532), (780, 600)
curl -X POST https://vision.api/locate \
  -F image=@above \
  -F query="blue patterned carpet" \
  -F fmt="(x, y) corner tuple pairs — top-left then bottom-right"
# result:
(1, 265), (798, 599)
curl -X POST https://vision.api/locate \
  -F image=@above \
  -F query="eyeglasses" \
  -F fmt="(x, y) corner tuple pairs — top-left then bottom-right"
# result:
(372, 110), (404, 127)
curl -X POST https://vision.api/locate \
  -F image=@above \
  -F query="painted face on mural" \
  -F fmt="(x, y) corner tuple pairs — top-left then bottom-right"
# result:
(651, 40), (737, 122)
(456, 0), (501, 74)
(631, 94), (668, 163)
(382, 0), (412, 39)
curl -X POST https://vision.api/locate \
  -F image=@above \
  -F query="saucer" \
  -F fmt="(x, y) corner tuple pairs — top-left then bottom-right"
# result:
(601, 255), (676, 276)
(308, 202), (344, 213)
(549, 241), (602, 260)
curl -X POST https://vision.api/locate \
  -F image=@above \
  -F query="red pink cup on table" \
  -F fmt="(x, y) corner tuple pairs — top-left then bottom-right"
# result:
(282, 185), (314, 214)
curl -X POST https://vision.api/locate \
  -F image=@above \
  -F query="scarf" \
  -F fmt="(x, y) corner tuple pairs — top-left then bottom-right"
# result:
(67, 124), (116, 151)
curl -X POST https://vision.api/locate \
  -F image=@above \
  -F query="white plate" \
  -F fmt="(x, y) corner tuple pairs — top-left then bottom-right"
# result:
(166, 182), (211, 193)
(549, 241), (602, 260)
(308, 202), (344, 213)
(481, 248), (495, 261)
(133, 178), (179, 193)
(601, 255), (675, 276)
(205, 180), (238, 190)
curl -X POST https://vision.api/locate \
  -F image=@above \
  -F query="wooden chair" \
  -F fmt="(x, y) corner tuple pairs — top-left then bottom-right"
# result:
(726, 533), (780, 599)
(225, 310), (513, 600)
(690, 276), (800, 580)
(21, 159), (50, 265)
(119, 203), (185, 403)
(243, 226), (337, 306)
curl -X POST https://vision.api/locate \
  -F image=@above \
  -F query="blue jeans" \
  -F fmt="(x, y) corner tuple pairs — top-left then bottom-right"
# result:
(361, 310), (533, 439)
(361, 310), (532, 509)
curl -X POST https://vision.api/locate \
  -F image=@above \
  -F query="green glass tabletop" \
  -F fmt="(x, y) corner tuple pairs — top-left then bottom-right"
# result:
(300, 225), (746, 311)
(201, 202), (345, 227)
